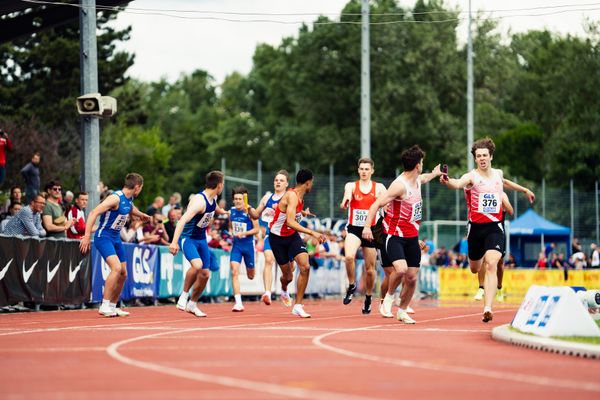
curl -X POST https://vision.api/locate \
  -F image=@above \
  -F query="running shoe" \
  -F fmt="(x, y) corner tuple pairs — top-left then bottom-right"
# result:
(292, 304), (311, 318)
(280, 291), (292, 307)
(232, 303), (245, 312)
(114, 308), (130, 317)
(261, 292), (272, 305)
(343, 283), (356, 305)
(406, 305), (415, 314)
(176, 294), (188, 311)
(362, 296), (372, 315)
(474, 287), (485, 301)
(482, 310), (493, 323)
(496, 288), (505, 302)
(382, 295), (394, 317)
(98, 305), (117, 317)
(186, 303), (207, 318)
(396, 310), (416, 324)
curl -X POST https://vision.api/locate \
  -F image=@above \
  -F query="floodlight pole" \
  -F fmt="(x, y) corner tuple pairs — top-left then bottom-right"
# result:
(80, 0), (100, 212)
(467, 0), (474, 171)
(360, 0), (371, 158)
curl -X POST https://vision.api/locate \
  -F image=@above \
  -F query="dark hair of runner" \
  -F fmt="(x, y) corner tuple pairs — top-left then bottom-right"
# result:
(357, 157), (374, 168)
(124, 173), (144, 189)
(276, 169), (289, 181)
(205, 170), (224, 189)
(401, 145), (425, 171)
(231, 185), (248, 198)
(471, 137), (496, 157)
(296, 169), (314, 185)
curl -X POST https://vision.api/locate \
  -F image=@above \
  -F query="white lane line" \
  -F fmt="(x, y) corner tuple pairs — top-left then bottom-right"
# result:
(106, 316), (384, 400)
(312, 312), (600, 393)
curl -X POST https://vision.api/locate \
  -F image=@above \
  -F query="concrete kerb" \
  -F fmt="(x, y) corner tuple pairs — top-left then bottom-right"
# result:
(492, 324), (600, 360)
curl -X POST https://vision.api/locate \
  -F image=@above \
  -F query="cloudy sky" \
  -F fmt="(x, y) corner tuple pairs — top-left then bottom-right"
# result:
(108, 0), (600, 84)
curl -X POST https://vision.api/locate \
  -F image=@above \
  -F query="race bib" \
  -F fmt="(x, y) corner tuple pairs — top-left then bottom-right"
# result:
(110, 214), (128, 230)
(196, 211), (215, 229)
(410, 201), (423, 222)
(261, 208), (275, 223)
(351, 209), (369, 226)
(232, 221), (247, 234)
(478, 193), (500, 214)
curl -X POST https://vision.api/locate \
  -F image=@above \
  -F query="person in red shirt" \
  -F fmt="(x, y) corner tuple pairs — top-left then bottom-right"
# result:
(66, 192), (88, 239)
(0, 129), (14, 188)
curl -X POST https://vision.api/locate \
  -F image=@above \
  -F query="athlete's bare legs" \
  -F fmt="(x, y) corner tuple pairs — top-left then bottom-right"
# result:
(262, 249), (275, 304)
(343, 234), (361, 304)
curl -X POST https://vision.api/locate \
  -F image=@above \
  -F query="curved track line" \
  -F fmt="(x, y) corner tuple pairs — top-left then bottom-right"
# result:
(106, 316), (382, 400)
(312, 312), (600, 393)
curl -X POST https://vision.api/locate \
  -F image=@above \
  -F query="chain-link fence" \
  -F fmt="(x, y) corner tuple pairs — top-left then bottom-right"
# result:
(223, 160), (600, 252)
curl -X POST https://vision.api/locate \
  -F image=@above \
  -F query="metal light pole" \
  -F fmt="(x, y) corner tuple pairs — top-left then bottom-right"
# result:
(360, 0), (371, 158)
(466, 0), (474, 171)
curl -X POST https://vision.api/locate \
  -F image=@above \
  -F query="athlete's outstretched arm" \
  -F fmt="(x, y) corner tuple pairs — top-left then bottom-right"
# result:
(362, 180), (406, 240)
(130, 205), (150, 222)
(248, 193), (269, 219)
(503, 178), (535, 203)
(441, 172), (472, 190)
(168, 194), (206, 255)
(340, 182), (354, 209)
(419, 164), (443, 184)
(284, 192), (325, 243)
(79, 194), (119, 254)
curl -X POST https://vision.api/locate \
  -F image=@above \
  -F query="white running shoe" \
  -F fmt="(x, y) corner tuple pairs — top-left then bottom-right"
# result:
(280, 291), (292, 307)
(261, 292), (272, 305)
(98, 305), (117, 317)
(397, 310), (416, 324)
(382, 295), (394, 316)
(176, 294), (188, 311)
(115, 308), (130, 317)
(232, 303), (245, 312)
(474, 288), (485, 301)
(292, 304), (311, 318)
(185, 303), (207, 318)
(379, 301), (393, 318)
(406, 305), (415, 314)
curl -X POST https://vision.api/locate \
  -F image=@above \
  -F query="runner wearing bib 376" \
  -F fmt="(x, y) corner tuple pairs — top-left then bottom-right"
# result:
(441, 138), (535, 323)
(363, 145), (443, 324)
(340, 157), (386, 314)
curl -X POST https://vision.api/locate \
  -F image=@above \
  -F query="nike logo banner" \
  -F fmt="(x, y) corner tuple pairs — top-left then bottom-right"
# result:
(0, 235), (91, 306)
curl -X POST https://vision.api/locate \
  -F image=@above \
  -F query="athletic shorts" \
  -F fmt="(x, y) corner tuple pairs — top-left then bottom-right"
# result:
(384, 235), (421, 268)
(94, 235), (126, 263)
(180, 237), (211, 270)
(467, 221), (506, 261)
(230, 242), (255, 269)
(263, 234), (272, 252)
(268, 232), (306, 266)
(379, 247), (393, 269)
(346, 224), (377, 248)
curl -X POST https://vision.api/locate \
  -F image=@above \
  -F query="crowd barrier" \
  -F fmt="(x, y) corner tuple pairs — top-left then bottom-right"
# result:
(0, 235), (91, 307)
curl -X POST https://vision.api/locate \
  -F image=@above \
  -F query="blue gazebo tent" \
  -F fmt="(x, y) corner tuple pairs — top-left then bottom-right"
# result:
(508, 209), (571, 268)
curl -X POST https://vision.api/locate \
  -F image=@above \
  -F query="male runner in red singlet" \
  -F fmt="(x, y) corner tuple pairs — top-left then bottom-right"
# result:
(268, 169), (325, 318)
(363, 145), (442, 324)
(340, 157), (386, 314)
(441, 138), (535, 322)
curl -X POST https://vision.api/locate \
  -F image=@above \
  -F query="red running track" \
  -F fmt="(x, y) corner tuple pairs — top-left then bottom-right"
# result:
(0, 299), (598, 400)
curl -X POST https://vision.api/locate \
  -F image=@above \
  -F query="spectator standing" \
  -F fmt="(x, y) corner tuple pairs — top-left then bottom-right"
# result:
(20, 152), (41, 203)
(0, 202), (22, 233)
(42, 181), (73, 238)
(145, 196), (164, 216)
(572, 238), (583, 254)
(142, 213), (169, 245)
(3, 195), (46, 237)
(591, 244), (599, 268)
(0, 128), (13, 188)
(66, 192), (88, 239)
(161, 192), (182, 216)
(62, 190), (74, 214)
(1, 185), (22, 215)
(120, 215), (146, 243)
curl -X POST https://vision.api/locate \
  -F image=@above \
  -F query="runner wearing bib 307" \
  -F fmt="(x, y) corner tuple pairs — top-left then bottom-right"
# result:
(79, 173), (150, 318)
(340, 157), (386, 314)
(169, 171), (227, 318)
(363, 145), (443, 324)
(441, 138), (535, 323)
